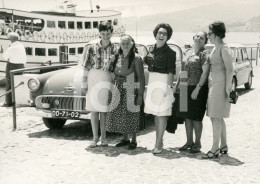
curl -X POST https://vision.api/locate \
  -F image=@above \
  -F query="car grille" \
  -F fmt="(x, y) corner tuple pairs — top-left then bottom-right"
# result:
(36, 95), (86, 112)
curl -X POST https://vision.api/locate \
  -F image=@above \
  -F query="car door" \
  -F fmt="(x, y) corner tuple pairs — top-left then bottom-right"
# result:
(241, 48), (252, 83)
(235, 48), (250, 86)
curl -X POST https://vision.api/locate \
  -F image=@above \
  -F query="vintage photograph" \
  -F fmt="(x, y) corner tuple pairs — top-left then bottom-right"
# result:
(0, 0), (260, 183)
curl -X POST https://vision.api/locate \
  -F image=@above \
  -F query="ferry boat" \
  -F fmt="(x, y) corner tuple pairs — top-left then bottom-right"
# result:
(0, 0), (125, 67)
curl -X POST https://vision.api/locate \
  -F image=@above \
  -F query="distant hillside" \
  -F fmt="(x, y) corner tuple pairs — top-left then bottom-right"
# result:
(122, 3), (260, 32)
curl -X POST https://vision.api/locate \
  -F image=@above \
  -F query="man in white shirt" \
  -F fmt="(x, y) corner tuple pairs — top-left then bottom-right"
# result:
(2, 32), (27, 107)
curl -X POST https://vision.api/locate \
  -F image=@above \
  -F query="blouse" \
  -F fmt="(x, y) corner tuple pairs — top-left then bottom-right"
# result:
(145, 44), (176, 74)
(182, 48), (209, 86)
(114, 54), (145, 95)
(82, 40), (117, 70)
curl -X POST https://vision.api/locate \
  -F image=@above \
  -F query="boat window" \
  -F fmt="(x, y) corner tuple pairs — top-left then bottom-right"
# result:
(85, 22), (91, 29)
(69, 48), (76, 55)
(58, 21), (66, 29)
(35, 48), (46, 56)
(93, 21), (98, 28)
(68, 21), (75, 29)
(107, 20), (112, 23)
(78, 47), (84, 54)
(77, 22), (83, 29)
(25, 47), (33, 56)
(48, 48), (57, 56)
(113, 19), (118, 26)
(47, 21), (55, 28)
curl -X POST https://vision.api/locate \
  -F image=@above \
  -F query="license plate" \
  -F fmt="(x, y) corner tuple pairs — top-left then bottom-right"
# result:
(51, 110), (81, 118)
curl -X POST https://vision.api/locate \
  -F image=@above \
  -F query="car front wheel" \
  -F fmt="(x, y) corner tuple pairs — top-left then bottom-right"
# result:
(244, 72), (252, 90)
(42, 118), (67, 129)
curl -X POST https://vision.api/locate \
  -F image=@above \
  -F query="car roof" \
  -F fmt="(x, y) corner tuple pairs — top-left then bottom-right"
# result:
(205, 43), (246, 48)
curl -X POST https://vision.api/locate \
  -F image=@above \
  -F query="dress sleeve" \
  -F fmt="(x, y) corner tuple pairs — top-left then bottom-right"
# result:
(134, 56), (145, 95)
(167, 50), (176, 74)
(82, 46), (94, 70)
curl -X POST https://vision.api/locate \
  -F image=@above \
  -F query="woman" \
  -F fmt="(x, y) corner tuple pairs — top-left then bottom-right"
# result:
(144, 23), (176, 154)
(203, 21), (233, 159)
(106, 35), (145, 150)
(177, 32), (210, 153)
(83, 21), (117, 148)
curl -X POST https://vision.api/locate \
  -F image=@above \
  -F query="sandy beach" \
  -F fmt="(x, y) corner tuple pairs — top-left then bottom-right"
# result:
(0, 64), (260, 184)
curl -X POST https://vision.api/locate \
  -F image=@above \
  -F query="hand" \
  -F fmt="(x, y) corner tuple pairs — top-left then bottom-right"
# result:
(226, 86), (232, 97)
(136, 95), (143, 106)
(164, 85), (173, 97)
(191, 87), (200, 100)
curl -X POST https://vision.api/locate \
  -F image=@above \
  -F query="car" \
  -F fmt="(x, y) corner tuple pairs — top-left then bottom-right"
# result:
(27, 37), (183, 129)
(205, 43), (253, 91)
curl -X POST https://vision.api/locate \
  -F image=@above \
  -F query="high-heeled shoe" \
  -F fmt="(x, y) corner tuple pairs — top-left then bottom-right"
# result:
(202, 149), (220, 159)
(220, 146), (228, 154)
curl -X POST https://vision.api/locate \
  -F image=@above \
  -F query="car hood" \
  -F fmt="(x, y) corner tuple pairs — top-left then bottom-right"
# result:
(43, 66), (88, 96)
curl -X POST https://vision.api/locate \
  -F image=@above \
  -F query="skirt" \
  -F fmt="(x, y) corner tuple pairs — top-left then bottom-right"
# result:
(85, 69), (112, 112)
(177, 85), (208, 121)
(106, 75), (145, 134)
(144, 72), (173, 116)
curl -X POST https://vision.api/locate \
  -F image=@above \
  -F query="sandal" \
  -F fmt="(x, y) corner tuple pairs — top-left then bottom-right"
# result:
(88, 138), (99, 148)
(100, 139), (108, 147)
(202, 149), (220, 159)
(179, 143), (194, 151)
(220, 146), (228, 154)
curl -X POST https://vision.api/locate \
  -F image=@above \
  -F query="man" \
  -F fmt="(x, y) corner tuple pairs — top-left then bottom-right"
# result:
(83, 21), (117, 148)
(2, 32), (26, 107)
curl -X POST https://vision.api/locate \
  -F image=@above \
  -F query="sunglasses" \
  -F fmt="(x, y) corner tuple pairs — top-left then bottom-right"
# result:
(157, 31), (168, 37)
(194, 34), (205, 40)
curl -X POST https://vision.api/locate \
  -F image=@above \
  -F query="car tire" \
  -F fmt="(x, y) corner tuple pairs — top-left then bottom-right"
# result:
(42, 118), (66, 129)
(244, 72), (252, 90)
(232, 77), (237, 91)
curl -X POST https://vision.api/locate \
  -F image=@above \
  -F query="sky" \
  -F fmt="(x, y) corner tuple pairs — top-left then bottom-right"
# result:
(1, 0), (259, 17)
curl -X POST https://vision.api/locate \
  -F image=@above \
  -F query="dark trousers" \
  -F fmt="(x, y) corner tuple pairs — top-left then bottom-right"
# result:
(5, 62), (25, 105)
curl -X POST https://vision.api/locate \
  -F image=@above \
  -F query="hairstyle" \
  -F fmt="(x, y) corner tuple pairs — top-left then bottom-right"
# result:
(98, 21), (114, 33)
(209, 21), (226, 39)
(193, 31), (208, 44)
(153, 23), (173, 40)
(118, 34), (138, 69)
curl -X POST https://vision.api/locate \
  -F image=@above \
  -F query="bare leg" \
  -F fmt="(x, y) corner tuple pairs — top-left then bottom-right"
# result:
(154, 116), (159, 147)
(184, 119), (194, 145)
(100, 112), (107, 141)
(193, 120), (203, 149)
(155, 116), (167, 150)
(91, 112), (99, 141)
(123, 134), (129, 141)
(220, 119), (227, 148)
(131, 133), (137, 143)
(211, 118), (222, 152)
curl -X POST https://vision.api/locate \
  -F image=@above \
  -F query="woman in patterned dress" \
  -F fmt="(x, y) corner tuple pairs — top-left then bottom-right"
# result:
(177, 31), (210, 153)
(203, 21), (233, 159)
(144, 23), (176, 154)
(106, 35), (145, 150)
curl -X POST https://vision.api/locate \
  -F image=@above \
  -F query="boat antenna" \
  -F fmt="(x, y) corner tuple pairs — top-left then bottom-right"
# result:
(90, 0), (93, 13)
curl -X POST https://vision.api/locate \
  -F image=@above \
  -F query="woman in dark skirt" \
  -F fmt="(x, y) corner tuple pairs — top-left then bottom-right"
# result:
(177, 31), (210, 153)
(106, 35), (145, 150)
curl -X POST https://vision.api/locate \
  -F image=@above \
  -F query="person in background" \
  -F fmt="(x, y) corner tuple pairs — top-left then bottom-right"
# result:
(106, 35), (145, 150)
(177, 31), (210, 153)
(144, 23), (176, 154)
(203, 21), (233, 159)
(2, 32), (26, 107)
(83, 21), (117, 148)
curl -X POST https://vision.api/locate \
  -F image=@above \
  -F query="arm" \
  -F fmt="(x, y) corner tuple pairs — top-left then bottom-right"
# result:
(222, 46), (233, 95)
(134, 56), (145, 105)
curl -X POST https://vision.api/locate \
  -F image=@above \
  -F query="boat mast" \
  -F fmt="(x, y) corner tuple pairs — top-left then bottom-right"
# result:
(2, 0), (5, 8)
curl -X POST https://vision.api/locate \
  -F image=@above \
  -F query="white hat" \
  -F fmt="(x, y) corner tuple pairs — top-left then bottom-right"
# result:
(7, 32), (19, 38)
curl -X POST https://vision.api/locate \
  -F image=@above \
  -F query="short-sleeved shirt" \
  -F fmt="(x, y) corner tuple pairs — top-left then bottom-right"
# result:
(145, 44), (176, 74)
(3, 41), (27, 64)
(83, 40), (117, 70)
(182, 48), (209, 86)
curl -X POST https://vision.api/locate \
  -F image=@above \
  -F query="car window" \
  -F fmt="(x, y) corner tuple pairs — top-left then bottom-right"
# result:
(242, 48), (249, 61)
(236, 49), (243, 63)
(136, 44), (148, 58)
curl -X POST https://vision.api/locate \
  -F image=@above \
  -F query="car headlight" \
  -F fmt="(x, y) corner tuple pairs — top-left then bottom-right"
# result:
(28, 78), (40, 91)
